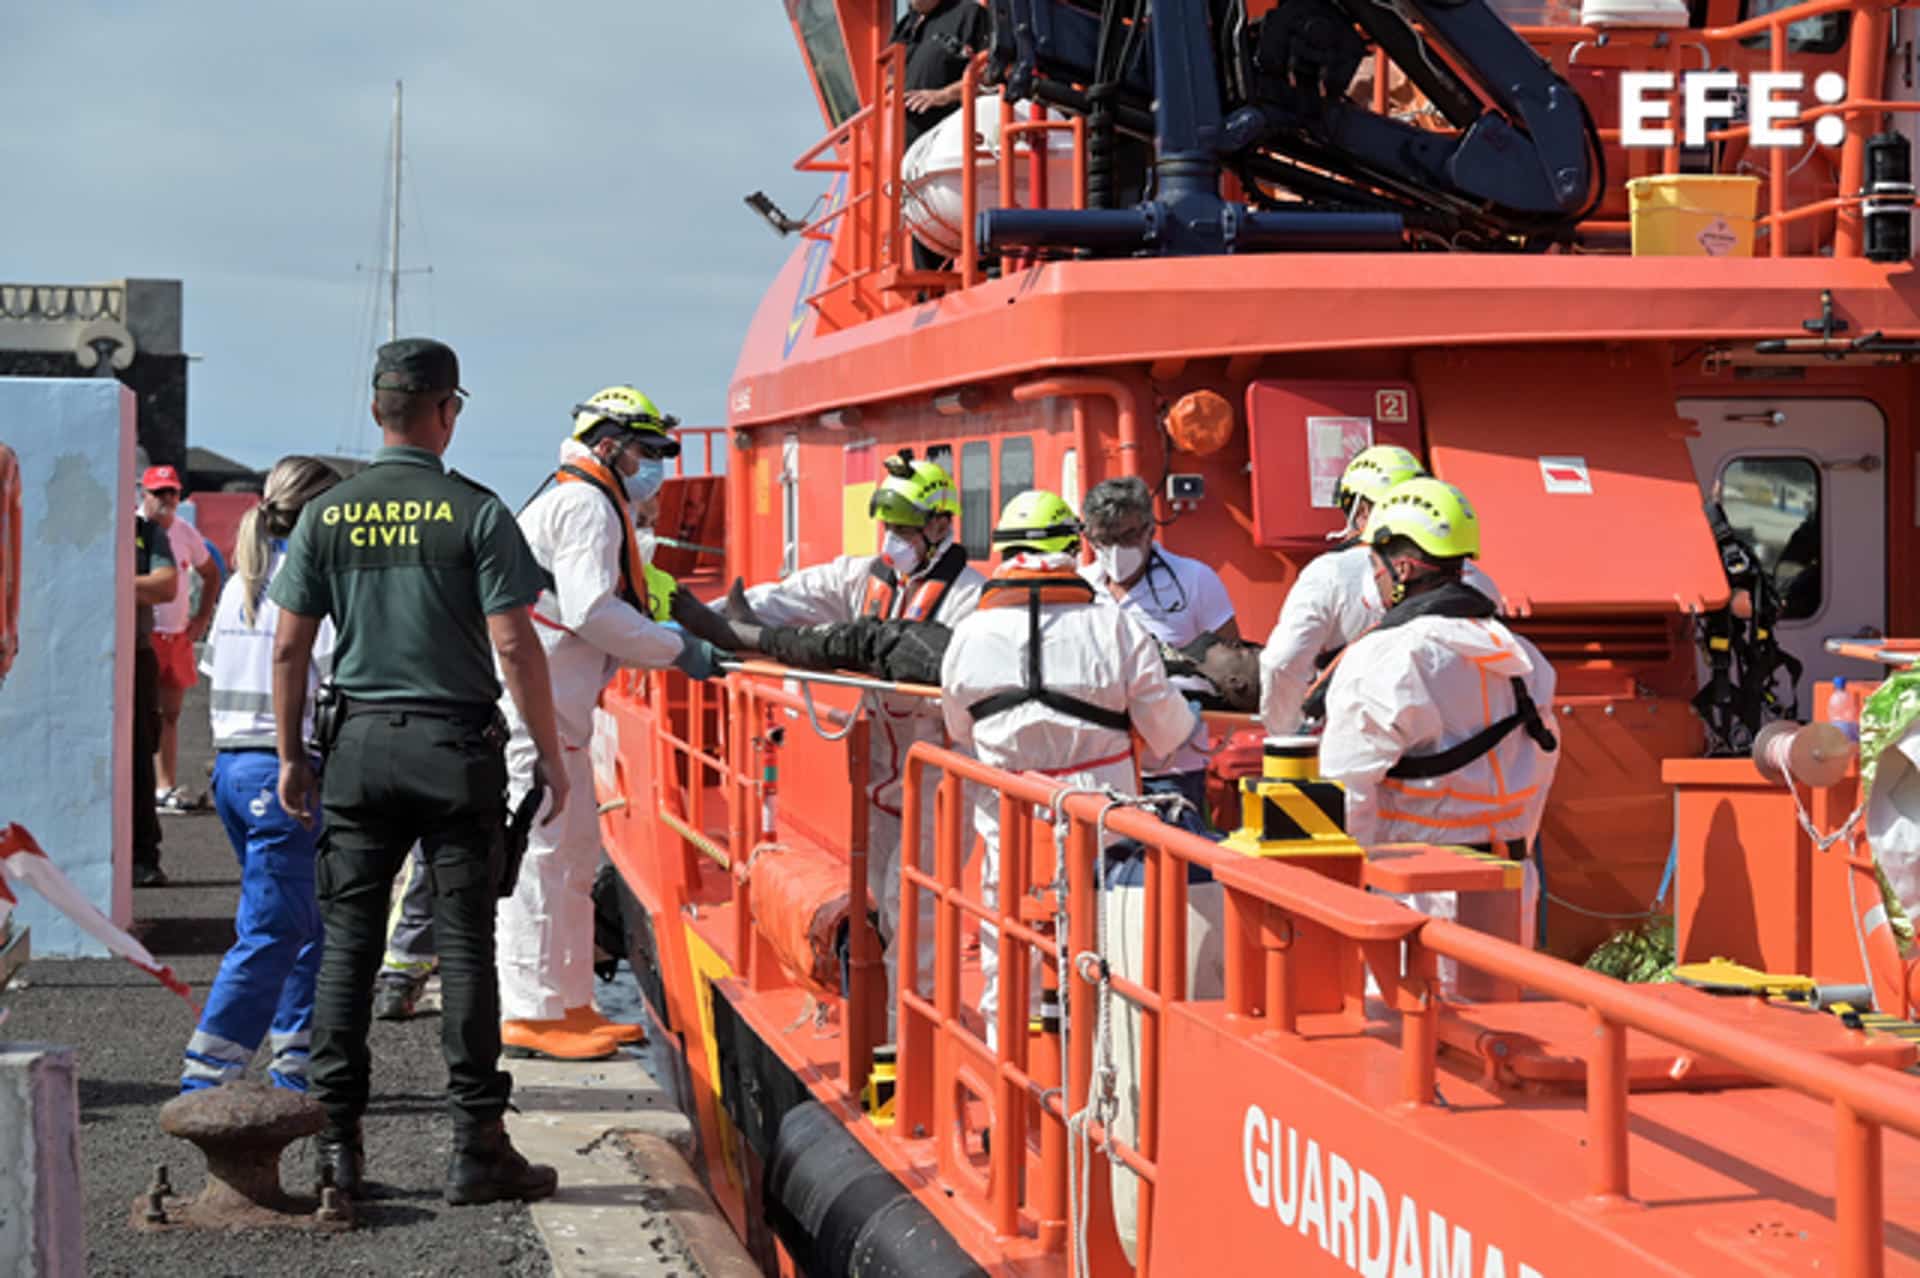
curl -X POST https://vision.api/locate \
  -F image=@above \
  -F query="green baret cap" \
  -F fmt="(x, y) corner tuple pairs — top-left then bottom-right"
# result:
(372, 337), (464, 395)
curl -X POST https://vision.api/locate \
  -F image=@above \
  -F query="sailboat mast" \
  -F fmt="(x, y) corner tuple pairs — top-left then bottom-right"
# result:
(389, 80), (402, 343)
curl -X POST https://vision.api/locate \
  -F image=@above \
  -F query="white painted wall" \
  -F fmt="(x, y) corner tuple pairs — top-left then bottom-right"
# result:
(0, 379), (134, 955)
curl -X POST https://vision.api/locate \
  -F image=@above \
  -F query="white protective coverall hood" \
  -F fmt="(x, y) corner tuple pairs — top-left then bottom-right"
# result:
(1259, 543), (1501, 735)
(940, 552), (1199, 1043)
(745, 544), (987, 989)
(1319, 612), (1558, 964)
(494, 435), (687, 1022)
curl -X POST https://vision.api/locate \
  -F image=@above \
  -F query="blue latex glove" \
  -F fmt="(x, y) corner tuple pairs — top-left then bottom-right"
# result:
(671, 635), (722, 681)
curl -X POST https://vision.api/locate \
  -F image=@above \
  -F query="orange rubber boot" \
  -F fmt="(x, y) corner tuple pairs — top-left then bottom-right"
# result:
(562, 1005), (646, 1046)
(500, 1018), (619, 1061)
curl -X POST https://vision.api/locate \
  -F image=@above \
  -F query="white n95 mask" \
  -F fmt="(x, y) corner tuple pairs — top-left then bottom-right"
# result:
(1098, 542), (1147, 583)
(881, 530), (921, 577)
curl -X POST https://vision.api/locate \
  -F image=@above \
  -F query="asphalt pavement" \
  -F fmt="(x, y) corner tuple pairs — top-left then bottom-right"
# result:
(1, 682), (554, 1277)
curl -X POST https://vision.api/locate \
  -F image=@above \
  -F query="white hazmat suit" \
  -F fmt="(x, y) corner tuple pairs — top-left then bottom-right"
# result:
(1260, 543), (1500, 734)
(939, 553), (1210, 1264)
(496, 438), (686, 1022)
(1320, 613), (1559, 971)
(745, 543), (985, 1003)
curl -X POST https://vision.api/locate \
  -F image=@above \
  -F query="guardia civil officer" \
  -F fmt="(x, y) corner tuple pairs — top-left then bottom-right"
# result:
(270, 338), (569, 1205)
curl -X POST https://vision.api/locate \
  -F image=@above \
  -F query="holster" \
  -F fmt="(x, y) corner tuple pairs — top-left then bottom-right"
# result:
(309, 680), (346, 758)
(497, 776), (547, 900)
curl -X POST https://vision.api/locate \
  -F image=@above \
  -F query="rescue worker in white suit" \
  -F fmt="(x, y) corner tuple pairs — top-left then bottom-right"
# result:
(1319, 477), (1560, 969)
(939, 490), (1212, 1264)
(496, 385), (723, 1061)
(1260, 445), (1500, 735)
(735, 451), (985, 1021)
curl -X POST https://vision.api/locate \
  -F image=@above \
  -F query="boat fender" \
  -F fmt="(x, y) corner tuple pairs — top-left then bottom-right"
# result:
(749, 848), (854, 994)
(765, 1100), (986, 1278)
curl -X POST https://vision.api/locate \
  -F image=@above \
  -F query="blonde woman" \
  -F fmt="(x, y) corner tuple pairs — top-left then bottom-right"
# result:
(181, 456), (340, 1093)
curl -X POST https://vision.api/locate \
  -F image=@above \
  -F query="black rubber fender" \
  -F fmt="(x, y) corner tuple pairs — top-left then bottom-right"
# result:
(765, 1100), (987, 1278)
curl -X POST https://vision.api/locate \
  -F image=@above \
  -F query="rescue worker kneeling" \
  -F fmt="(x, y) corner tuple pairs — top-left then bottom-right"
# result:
(1318, 478), (1560, 975)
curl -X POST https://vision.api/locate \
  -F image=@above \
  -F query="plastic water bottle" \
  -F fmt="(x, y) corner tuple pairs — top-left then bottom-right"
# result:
(1827, 678), (1860, 743)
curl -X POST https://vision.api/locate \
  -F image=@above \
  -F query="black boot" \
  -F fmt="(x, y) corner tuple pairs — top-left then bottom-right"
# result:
(445, 1119), (558, 1206)
(316, 1126), (366, 1200)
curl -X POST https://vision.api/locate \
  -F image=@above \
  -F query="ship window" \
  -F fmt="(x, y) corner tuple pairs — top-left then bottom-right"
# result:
(960, 441), (992, 559)
(1717, 456), (1822, 620)
(793, 0), (862, 126)
(1738, 0), (1848, 55)
(999, 436), (1034, 508)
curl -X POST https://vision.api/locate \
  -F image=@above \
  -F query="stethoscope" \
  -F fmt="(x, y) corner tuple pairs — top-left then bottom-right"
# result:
(1129, 546), (1191, 617)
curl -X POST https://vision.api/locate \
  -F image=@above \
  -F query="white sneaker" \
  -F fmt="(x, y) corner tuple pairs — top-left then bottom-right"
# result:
(156, 788), (196, 815)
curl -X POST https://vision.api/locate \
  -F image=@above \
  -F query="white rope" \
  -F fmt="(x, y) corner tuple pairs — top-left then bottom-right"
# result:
(1041, 782), (1194, 1278)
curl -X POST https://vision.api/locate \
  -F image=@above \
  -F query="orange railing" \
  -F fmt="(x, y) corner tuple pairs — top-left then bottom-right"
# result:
(892, 735), (1920, 1276)
(626, 665), (885, 1088)
(792, 48), (1089, 318)
(618, 671), (1920, 1274)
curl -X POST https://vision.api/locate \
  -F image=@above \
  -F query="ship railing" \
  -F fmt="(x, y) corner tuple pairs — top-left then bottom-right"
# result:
(791, 48), (1089, 317)
(1501, 0), (1915, 255)
(628, 666), (887, 1093)
(892, 737), (1920, 1276)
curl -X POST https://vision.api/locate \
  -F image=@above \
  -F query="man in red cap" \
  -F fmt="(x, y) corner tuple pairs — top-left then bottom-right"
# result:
(140, 464), (220, 811)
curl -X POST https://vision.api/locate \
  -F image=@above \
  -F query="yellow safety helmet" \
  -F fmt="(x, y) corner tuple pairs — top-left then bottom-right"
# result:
(571, 385), (681, 456)
(1338, 444), (1425, 514)
(868, 450), (960, 527)
(1363, 476), (1480, 560)
(992, 489), (1081, 555)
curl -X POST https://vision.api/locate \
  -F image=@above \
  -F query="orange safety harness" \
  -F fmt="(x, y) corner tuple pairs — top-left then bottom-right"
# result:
(549, 453), (659, 619)
(859, 539), (969, 622)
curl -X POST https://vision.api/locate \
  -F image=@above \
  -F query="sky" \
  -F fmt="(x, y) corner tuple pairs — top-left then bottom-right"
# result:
(0, 2), (832, 500)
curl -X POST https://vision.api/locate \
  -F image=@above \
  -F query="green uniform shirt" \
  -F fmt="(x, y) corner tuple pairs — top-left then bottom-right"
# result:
(269, 445), (544, 706)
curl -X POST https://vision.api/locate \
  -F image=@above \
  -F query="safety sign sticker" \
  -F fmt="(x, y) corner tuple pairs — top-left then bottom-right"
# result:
(1539, 455), (1593, 494)
(1375, 388), (1409, 423)
(1307, 416), (1373, 507)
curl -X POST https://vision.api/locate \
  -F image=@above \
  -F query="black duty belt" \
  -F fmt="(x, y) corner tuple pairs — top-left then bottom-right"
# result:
(344, 698), (496, 725)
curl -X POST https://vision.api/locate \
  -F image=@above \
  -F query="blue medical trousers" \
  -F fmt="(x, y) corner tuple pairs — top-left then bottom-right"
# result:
(180, 749), (323, 1092)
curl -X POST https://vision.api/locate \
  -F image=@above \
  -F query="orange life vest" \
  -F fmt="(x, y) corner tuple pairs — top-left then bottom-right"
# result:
(859, 539), (969, 622)
(553, 455), (659, 619)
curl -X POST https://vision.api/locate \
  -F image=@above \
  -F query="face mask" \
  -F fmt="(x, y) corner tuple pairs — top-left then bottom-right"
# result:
(881, 529), (922, 577)
(633, 528), (657, 565)
(624, 455), (666, 506)
(1098, 542), (1147, 583)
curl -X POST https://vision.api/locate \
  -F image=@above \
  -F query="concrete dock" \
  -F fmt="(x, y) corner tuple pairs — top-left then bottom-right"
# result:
(0, 683), (747, 1276)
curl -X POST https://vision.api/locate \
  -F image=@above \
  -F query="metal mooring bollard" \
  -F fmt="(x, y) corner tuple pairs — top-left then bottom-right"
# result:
(132, 1080), (352, 1232)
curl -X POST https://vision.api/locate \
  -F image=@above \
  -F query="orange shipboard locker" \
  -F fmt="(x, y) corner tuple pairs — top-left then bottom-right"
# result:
(1244, 380), (1422, 548)
(1412, 346), (1727, 615)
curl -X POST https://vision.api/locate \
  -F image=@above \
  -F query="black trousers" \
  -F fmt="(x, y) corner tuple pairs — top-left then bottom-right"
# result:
(311, 706), (508, 1133)
(132, 643), (162, 870)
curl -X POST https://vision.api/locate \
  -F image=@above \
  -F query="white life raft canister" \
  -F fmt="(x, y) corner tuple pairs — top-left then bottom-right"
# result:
(900, 94), (1079, 259)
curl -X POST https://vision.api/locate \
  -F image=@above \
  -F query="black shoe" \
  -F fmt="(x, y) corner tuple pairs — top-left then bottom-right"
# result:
(445, 1119), (558, 1206)
(133, 863), (168, 888)
(316, 1128), (366, 1200)
(372, 974), (424, 1021)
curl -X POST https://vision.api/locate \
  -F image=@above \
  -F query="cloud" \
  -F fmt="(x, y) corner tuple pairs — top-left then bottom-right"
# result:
(0, 0), (832, 496)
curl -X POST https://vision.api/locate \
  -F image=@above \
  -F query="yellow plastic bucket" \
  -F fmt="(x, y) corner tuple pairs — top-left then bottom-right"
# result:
(1626, 175), (1760, 257)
